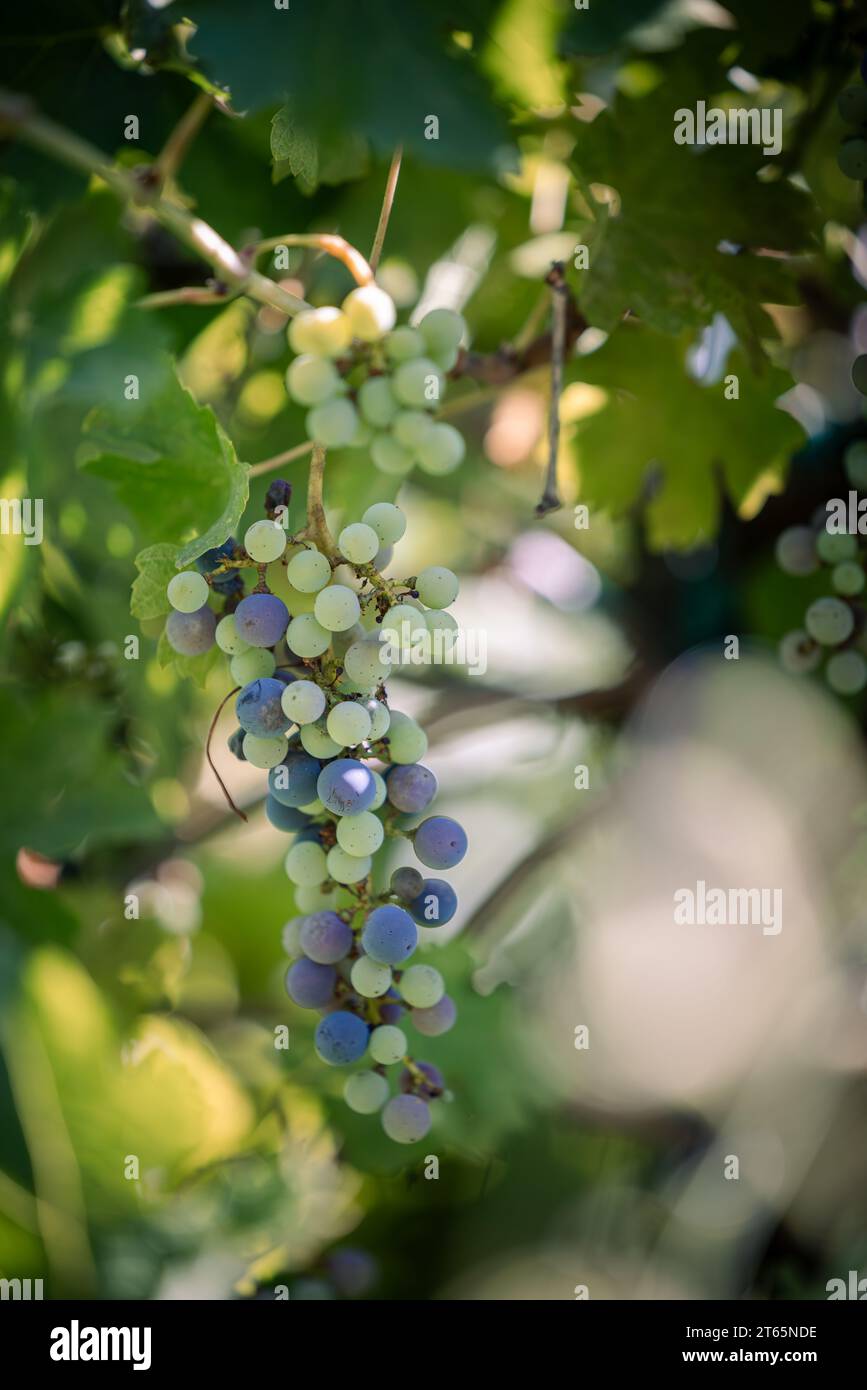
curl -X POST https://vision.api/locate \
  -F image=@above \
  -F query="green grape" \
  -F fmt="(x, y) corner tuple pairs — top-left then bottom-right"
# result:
(314, 584), (361, 632)
(391, 357), (445, 408)
(282, 916), (305, 958)
(344, 639), (391, 688)
(299, 798), (325, 815)
(370, 769), (387, 809)
(339, 522), (380, 564)
(816, 531), (858, 564)
(286, 354), (344, 405)
(369, 1025), (407, 1065)
(418, 307), (466, 355)
(853, 354), (867, 396)
(244, 519), (287, 563)
(386, 602), (426, 631)
(337, 810), (384, 856)
(838, 86), (867, 125)
(342, 284), (396, 341)
(845, 440), (867, 490)
(429, 343), (460, 371)
(416, 565), (459, 608)
(307, 398), (360, 448)
(386, 710), (428, 763)
(167, 570), (209, 613)
(384, 326), (425, 362)
(399, 964), (444, 1008)
(358, 376), (399, 427)
(826, 650), (867, 694)
(392, 410), (435, 450)
(344, 1070), (389, 1114)
(285, 840), (328, 886)
(832, 561), (865, 596)
(243, 732), (289, 768)
(287, 613), (332, 657)
(424, 608), (459, 636)
(837, 137), (867, 181)
(327, 700), (372, 746)
(371, 432), (414, 475)
(416, 422), (466, 475)
(362, 501), (406, 545)
(300, 721), (343, 758)
(295, 883), (334, 913)
(216, 614), (249, 655)
(326, 845), (372, 885)
(286, 546), (332, 593)
(347, 415), (372, 448)
(365, 698), (390, 739)
(288, 307), (352, 358)
(281, 678), (326, 724)
(805, 596), (855, 645)
(231, 648), (276, 684)
(350, 956), (391, 999)
(774, 526), (817, 577)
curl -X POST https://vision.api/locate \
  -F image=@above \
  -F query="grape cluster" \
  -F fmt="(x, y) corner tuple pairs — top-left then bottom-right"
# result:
(162, 493), (465, 1144)
(776, 439), (867, 694)
(285, 287), (467, 477)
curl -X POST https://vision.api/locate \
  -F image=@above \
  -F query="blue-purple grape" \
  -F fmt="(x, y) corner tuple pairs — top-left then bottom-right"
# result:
(269, 750), (321, 807)
(361, 905), (418, 965)
(386, 763), (438, 814)
(381, 1094), (431, 1143)
(285, 958), (337, 1009)
(408, 877), (457, 926)
(234, 592), (290, 647)
(165, 605), (216, 655)
(399, 1061), (444, 1100)
(412, 816), (467, 869)
(317, 758), (377, 815)
(236, 677), (290, 738)
(300, 911), (353, 964)
(265, 797), (310, 832)
(390, 866), (425, 901)
(411, 994), (456, 1037)
(314, 1010), (369, 1065)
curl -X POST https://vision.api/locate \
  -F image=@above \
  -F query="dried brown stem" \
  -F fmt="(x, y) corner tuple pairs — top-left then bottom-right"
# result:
(369, 146), (403, 274)
(205, 686), (248, 823)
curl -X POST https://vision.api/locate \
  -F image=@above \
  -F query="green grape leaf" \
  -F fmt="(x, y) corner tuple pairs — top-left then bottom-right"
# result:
(270, 105), (319, 190)
(187, 0), (516, 172)
(157, 625), (221, 688)
(131, 543), (181, 620)
(79, 372), (249, 567)
(271, 105), (370, 191)
(571, 41), (818, 362)
(0, 688), (162, 860)
(570, 324), (805, 551)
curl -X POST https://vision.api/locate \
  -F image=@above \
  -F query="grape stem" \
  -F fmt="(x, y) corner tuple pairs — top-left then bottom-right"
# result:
(0, 89), (311, 318)
(251, 232), (374, 286)
(369, 146), (403, 273)
(205, 687), (249, 822)
(248, 440), (315, 479)
(303, 443), (339, 559)
(153, 91), (213, 186)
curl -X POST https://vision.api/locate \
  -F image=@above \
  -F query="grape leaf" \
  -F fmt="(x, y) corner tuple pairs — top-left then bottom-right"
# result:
(271, 105), (370, 192)
(131, 543), (181, 620)
(270, 105), (319, 190)
(571, 40), (817, 362)
(570, 324), (805, 551)
(187, 0), (517, 172)
(79, 372), (249, 567)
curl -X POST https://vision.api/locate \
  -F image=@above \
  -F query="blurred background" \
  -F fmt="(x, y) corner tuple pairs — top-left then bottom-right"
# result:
(1, 0), (867, 1300)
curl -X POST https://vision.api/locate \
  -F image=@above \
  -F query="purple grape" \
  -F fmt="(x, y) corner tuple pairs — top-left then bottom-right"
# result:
(314, 1010), (369, 1065)
(265, 797), (310, 832)
(361, 905), (417, 965)
(412, 816), (467, 870)
(378, 987), (404, 1025)
(285, 958), (336, 1009)
(268, 750), (321, 807)
(228, 726), (247, 761)
(411, 994), (456, 1037)
(386, 763), (438, 814)
(265, 478), (293, 515)
(317, 758), (377, 815)
(234, 592), (289, 647)
(381, 1094), (431, 1143)
(165, 605), (216, 655)
(390, 866), (425, 901)
(408, 877), (457, 926)
(236, 677), (290, 738)
(196, 538), (240, 594)
(326, 1248), (378, 1298)
(300, 911), (353, 964)
(399, 1061), (444, 1100)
